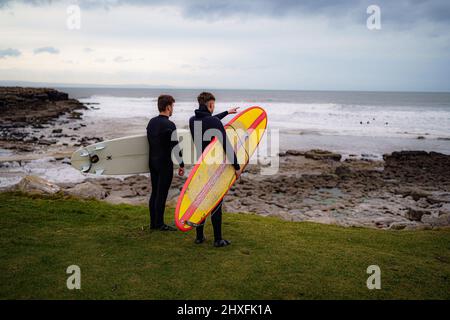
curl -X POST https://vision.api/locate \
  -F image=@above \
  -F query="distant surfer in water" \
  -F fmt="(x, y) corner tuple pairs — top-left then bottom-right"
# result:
(189, 92), (242, 247)
(146, 95), (185, 231)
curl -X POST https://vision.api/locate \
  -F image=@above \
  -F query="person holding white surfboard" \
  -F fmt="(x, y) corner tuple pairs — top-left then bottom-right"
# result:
(189, 92), (242, 247)
(146, 95), (185, 231)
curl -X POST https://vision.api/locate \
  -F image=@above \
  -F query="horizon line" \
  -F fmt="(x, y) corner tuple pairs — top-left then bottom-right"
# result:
(1, 80), (449, 94)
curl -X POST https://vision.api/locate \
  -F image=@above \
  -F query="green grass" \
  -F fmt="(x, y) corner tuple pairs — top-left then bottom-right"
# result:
(0, 192), (449, 300)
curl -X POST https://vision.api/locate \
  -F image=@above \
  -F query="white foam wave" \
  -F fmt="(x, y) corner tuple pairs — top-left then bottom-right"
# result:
(80, 96), (450, 139)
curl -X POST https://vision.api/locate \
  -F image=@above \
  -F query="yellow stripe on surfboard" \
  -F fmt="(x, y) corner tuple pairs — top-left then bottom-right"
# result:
(175, 106), (267, 231)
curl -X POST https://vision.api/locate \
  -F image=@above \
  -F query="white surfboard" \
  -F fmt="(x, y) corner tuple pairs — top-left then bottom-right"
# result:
(70, 130), (195, 175)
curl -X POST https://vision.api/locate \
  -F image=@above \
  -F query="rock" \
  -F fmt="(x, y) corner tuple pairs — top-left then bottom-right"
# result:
(52, 128), (63, 134)
(396, 187), (431, 201)
(383, 151), (450, 188)
(285, 150), (304, 156)
(69, 111), (83, 119)
(65, 182), (108, 200)
(406, 207), (432, 221)
(438, 203), (450, 216)
(38, 139), (57, 145)
(15, 175), (60, 195)
(389, 222), (407, 230)
(427, 192), (450, 204)
(0, 87), (87, 151)
(305, 149), (342, 161)
(422, 213), (450, 227)
(335, 165), (351, 177)
(114, 187), (137, 198)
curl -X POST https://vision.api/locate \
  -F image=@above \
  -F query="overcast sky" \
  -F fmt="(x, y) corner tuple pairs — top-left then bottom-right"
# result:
(0, 0), (449, 91)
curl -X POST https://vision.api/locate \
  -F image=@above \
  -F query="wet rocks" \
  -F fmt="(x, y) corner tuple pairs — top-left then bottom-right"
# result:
(427, 192), (450, 204)
(438, 203), (450, 216)
(2, 147), (449, 230)
(38, 139), (57, 146)
(406, 207), (432, 221)
(79, 136), (103, 146)
(335, 165), (351, 178)
(305, 149), (342, 161)
(395, 187), (431, 201)
(383, 151), (450, 187)
(0, 87), (86, 124)
(284, 150), (304, 156)
(222, 150), (450, 229)
(0, 87), (87, 150)
(421, 213), (450, 227)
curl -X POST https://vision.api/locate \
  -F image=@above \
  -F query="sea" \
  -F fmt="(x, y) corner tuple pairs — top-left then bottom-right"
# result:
(64, 87), (450, 159)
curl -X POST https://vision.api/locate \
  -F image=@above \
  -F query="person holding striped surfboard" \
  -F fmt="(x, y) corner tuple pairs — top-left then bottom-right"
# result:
(188, 92), (242, 247)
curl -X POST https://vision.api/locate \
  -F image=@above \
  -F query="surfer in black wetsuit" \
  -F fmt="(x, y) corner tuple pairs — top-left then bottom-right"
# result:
(147, 95), (184, 231)
(189, 92), (241, 247)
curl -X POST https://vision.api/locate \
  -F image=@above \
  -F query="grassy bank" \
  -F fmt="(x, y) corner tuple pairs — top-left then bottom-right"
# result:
(0, 193), (449, 299)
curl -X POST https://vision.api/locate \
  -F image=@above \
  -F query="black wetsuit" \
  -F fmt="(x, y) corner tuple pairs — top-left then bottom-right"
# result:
(146, 115), (184, 229)
(189, 104), (240, 241)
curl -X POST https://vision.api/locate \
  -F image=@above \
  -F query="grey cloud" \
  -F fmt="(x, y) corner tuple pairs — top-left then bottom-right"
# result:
(0, 48), (21, 58)
(2, 0), (450, 25)
(34, 46), (60, 54)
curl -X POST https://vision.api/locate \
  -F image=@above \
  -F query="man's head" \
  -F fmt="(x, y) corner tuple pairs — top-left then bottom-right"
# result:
(158, 94), (175, 116)
(197, 92), (215, 113)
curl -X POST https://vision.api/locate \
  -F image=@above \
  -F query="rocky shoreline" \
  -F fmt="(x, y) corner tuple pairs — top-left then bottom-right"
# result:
(5, 150), (450, 230)
(0, 87), (101, 152)
(1, 87), (449, 230)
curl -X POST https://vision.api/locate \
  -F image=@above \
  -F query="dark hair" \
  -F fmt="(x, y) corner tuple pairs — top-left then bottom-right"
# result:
(197, 92), (215, 106)
(158, 95), (175, 112)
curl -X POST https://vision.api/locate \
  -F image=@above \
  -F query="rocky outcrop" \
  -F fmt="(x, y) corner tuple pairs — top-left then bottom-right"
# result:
(0, 87), (86, 143)
(15, 175), (60, 195)
(304, 149), (342, 161)
(224, 150), (450, 229)
(406, 207), (431, 221)
(383, 151), (450, 187)
(65, 182), (108, 200)
(0, 87), (86, 124)
(2, 150), (449, 230)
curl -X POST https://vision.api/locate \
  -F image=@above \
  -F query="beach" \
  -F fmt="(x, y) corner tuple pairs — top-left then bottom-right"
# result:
(1, 87), (450, 230)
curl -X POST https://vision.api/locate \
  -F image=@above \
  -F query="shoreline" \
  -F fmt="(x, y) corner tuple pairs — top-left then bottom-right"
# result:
(1, 87), (449, 231)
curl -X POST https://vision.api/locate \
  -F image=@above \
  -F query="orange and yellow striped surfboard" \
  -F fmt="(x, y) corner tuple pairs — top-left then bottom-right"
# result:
(175, 106), (267, 231)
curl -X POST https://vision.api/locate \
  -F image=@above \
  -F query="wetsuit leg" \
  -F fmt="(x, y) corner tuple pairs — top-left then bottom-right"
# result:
(149, 169), (159, 229)
(211, 201), (223, 242)
(154, 166), (174, 228)
(196, 224), (204, 240)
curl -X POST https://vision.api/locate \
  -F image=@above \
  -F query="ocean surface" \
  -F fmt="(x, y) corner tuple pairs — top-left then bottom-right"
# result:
(64, 88), (450, 158)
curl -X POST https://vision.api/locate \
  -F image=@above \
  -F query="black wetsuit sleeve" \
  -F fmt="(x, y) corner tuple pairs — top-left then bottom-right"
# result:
(214, 111), (228, 120)
(214, 118), (240, 171)
(168, 123), (184, 168)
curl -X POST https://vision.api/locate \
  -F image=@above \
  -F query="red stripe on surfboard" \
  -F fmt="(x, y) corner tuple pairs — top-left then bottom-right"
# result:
(174, 106), (267, 231)
(178, 109), (267, 225)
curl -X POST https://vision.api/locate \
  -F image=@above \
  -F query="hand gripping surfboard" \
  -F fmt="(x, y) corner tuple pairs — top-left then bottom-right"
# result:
(174, 106), (267, 232)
